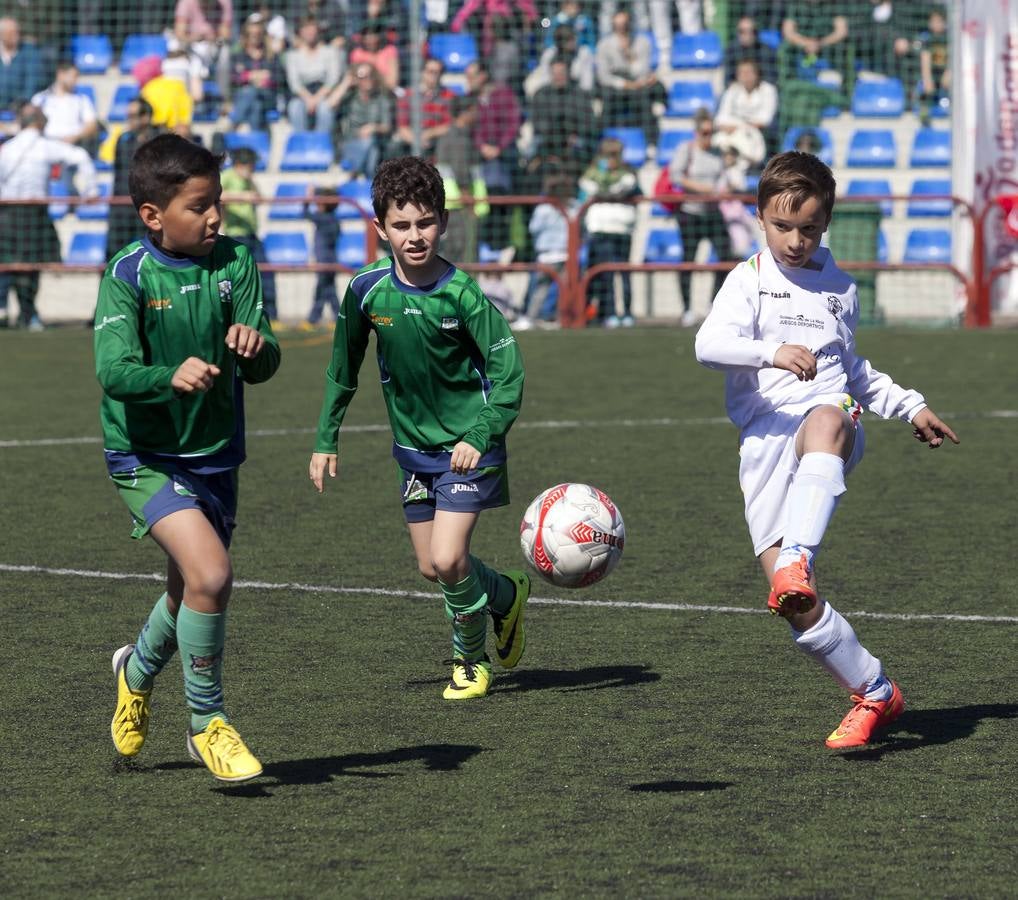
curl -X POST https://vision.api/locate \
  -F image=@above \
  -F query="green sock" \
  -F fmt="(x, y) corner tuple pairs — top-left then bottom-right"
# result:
(470, 556), (514, 615)
(176, 606), (227, 733)
(125, 593), (177, 691)
(441, 571), (489, 662)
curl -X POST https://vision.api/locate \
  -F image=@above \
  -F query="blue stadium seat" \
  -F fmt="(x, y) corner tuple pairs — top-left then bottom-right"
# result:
(910, 128), (951, 167)
(224, 131), (271, 171)
(846, 178), (892, 216)
(71, 34), (114, 73)
(643, 228), (683, 263)
(268, 182), (308, 220)
(48, 179), (70, 220)
(656, 129), (693, 167)
(107, 83), (139, 122)
(602, 127), (646, 168)
(338, 232), (367, 268)
(338, 178), (373, 220)
(666, 80), (715, 117)
(759, 29), (781, 50)
(846, 129), (897, 167)
(851, 78), (905, 117)
(66, 232), (107, 265)
(907, 179), (952, 217)
(75, 84), (97, 108)
(670, 31), (722, 69)
(903, 228), (951, 263)
(428, 33), (477, 73)
(193, 81), (223, 122)
(280, 131), (333, 171)
(263, 232), (309, 265)
(781, 127), (834, 167)
(119, 34), (168, 74)
(77, 182), (110, 220)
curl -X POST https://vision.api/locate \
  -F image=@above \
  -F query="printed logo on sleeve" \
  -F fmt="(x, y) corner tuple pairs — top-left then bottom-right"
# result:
(826, 295), (844, 318)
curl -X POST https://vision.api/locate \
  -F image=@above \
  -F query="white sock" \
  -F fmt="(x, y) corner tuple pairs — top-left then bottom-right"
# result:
(777, 452), (846, 568)
(791, 601), (890, 698)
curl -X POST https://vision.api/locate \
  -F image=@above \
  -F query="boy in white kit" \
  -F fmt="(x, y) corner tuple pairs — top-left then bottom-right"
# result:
(695, 151), (959, 749)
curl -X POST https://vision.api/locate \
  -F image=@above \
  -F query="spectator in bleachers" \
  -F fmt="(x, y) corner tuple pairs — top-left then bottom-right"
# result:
(435, 94), (480, 264)
(31, 61), (99, 157)
(525, 23), (595, 97)
(228, 13), (284, 131)
(346, 0), (409, 81)
(597, 1), (704, 72)
(172, 0), (233, 96)
(106, 98), (162, 262)
(516, 171), (575, 329)
(466, 60), (520, 253)
(668, 108), (732, 327)
(134, 54), (195, 137)
(723, 15), (778, 85)
(716, 145), (757, 258)
(779, 5), (853, 92)
(541, 0), (596, 52)
(391, 56), (453, 159)
(347, 18), (399, 92)
(851, 0), (927, 84)
(286, 17), (343, 133)
(161, 47), (211, 113)
(450, 0), (537, 60)
(0, 17), (46, 111)
(595, 8), (665, 149)
(0, 101), (97, 329)
(221, 145), (278, 322)
(303, 185), (341, 328)
(301, 0), (348, 47)
(579, 136), (638, 328)
(730, 1), (786, 33)
(525, 58), (597, 187)
(335, 63), (393, 178)
(714, 58), (777, 167)
(488, 12), (525, 91)
(918, 6), (949, 125)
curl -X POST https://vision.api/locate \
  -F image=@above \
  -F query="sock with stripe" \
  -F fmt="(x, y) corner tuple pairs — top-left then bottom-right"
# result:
(469, 555), (515, 615)
(176, 605), (227, 733)
(441, 570), (489, 662)
(790, 600), (891, 699)
(777, 452), (847, 569)
(125, 593), (178, 692)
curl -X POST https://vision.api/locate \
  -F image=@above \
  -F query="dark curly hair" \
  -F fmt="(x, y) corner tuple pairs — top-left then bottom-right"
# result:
(371, 156), (446, 221)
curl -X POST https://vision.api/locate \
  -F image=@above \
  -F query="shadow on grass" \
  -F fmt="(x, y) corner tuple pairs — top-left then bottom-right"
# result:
(630, 781), (734, 793)
(496, 664), (661, 694)
(841, 703), (1018, 761)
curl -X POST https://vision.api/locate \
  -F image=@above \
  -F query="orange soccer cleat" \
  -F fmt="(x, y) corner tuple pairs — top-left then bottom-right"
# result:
(825, 681), (905, 749)
(769, 552), (817, 616)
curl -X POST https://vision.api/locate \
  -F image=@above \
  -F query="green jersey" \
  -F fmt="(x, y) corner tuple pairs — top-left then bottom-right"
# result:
(94, 236), (281, 462)
(314, 258), (524, 472)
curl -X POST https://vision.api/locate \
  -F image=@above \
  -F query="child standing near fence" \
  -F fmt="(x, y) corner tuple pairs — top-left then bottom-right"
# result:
(303, 185), (341, 329)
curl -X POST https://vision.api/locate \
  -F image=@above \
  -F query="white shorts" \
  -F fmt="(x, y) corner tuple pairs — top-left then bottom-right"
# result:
(739, 405), (866, 556)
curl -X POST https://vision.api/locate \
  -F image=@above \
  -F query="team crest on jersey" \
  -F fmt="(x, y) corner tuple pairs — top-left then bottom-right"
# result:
(218, 279), (233, 303)
(441, 317), (459, 330)
(826, 295), (844, 318)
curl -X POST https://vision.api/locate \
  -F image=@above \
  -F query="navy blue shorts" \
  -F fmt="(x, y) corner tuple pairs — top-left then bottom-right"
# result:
(399, 464), (510, 523)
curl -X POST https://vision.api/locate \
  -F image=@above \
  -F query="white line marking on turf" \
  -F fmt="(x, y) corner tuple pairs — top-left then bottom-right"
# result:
(3, 563), (1016, 625)
(2, 409), (1017, 449)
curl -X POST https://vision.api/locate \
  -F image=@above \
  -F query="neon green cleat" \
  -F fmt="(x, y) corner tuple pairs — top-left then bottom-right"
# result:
(442, 656), (493, 700)
(491, 570), (530, 669)
(111, 644), (151, 757)
(186, 717), (263, 782)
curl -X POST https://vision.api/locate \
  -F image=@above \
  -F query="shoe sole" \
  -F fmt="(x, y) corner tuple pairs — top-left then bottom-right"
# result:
(770, 590), (817, 616)
(186, 733), (263, 783)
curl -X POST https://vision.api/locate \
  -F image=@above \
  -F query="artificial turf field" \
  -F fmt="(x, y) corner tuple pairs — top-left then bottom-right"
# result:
(1, 325), (1015, 899)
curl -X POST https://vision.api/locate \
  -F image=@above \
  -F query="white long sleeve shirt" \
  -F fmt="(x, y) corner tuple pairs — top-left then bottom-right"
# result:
(0, 127), (98, 200)
(714, 80), (778, 129)
(695, 247), (927, 429)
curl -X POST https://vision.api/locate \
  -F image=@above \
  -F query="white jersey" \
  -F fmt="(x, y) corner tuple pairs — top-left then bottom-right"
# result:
(695, 247), (927, 429)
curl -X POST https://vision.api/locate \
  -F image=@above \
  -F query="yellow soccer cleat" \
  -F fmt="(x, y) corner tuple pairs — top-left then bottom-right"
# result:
(186, 717), (264, 782)
(491, 570), (530, 669)
(442, 656), (493, 700)
(111, 644), (151, 757)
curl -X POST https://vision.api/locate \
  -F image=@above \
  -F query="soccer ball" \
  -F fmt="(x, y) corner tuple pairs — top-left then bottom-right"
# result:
(519, 483), (626, 588)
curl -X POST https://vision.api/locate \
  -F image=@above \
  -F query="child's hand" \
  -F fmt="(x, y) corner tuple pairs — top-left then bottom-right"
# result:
(450, 441), (481, 474)
(172, 357), (220, 394)
(911, 408), (959, 449)
(225, 323), (264, 359)
(309, 452), (338, 492)
(773, 344), (817, 381)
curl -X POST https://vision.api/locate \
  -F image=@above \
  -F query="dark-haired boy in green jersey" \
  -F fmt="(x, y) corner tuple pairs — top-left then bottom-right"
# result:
(309, 156), (528, 700)
(95, 134), (280, 781)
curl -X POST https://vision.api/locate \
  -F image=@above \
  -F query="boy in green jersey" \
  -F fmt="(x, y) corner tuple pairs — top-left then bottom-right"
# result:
(309, 156), (528, 700)
(94, 134), (280, 782)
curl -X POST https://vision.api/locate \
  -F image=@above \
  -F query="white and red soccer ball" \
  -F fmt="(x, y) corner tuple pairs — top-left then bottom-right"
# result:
(520, 483), (626, 588)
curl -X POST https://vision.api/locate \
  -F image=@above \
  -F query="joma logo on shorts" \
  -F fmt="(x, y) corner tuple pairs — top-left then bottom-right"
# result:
(450, 483), (479, 494)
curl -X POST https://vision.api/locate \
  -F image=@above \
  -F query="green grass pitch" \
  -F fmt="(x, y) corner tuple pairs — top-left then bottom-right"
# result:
(1, 326), (1015, 898)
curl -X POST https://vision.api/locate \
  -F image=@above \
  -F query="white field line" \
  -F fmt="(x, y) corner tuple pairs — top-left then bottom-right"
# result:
(1, 409), (1017, 449)
(2, 563), (1016, 625)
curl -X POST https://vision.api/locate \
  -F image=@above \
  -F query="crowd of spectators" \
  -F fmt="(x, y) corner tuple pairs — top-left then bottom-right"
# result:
(0, 1), (952, 328)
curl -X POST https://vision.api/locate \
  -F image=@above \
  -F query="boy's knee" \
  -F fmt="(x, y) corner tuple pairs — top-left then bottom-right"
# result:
(802, 405), (855, 453)
(417, 561), (439, 582)
(186, 560), (233, 602)
(431, 551), (469, 584)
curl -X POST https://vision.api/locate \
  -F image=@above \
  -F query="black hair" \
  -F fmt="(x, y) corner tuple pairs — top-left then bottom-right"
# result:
(128, 133), (223, 211)
(127, 97), (153, 118)
(230, 146), (258, 167)
(371, 156), (445, 221)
